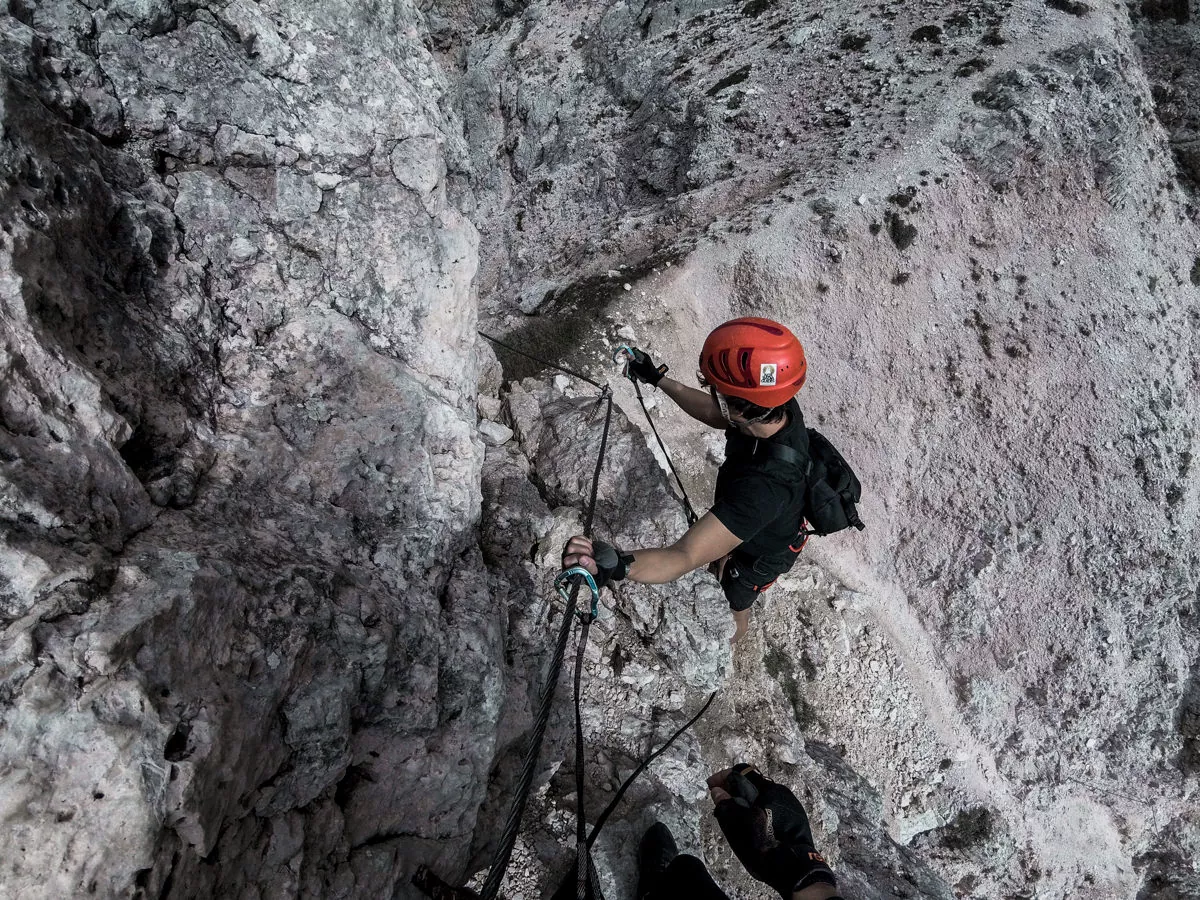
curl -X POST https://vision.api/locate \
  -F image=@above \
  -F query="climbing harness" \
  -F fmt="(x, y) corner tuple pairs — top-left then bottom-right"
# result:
(413, 332), (714, 900)
(613, 346), (699, 526)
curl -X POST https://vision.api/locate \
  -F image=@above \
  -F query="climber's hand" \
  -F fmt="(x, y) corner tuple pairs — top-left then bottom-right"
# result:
(561, 536), (632, 590)
(708, 764), (836, 899)
(622, 347), (668, 387)
(562, 535), (597, 575)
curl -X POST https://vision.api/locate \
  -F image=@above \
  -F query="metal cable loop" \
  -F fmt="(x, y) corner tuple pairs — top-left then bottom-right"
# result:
(479, 330), (604, 389)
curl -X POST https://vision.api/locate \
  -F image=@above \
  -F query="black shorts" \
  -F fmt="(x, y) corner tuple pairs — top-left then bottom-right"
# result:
(720, 550), (799, 611)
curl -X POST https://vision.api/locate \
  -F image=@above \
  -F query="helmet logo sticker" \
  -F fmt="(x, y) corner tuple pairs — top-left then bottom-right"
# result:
(759, 363), (777, 386)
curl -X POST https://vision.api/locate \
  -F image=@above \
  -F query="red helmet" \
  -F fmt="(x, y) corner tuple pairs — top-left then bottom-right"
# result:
(699, 317), (806, 407)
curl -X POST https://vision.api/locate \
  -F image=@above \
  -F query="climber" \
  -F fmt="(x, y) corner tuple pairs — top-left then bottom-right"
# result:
(550, 762), (843, 900)
(561, 317), (812, 644)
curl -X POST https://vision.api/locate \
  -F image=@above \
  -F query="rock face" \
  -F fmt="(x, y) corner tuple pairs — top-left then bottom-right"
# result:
(1133, 1), (1200, 191)
(2, 1), (1199, 900)
(1, 1), (491, 897)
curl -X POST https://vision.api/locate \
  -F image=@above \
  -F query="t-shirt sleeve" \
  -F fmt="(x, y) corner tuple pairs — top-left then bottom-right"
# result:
(710, 472), (794, 543)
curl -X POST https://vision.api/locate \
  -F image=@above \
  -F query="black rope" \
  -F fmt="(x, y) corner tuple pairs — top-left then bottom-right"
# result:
(586, 690), (717, 848)
(571, 392), (613, 899)
(479, 330), (604, 390)
(573, 617), (592, 900)
(630, 378), (699, 526)
(479, 579), (582, 900)
(479, 391), (614, 900)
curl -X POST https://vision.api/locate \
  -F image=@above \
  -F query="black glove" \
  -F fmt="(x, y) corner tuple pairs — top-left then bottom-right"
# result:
(561, 539), (634, 591)
(713, 764), (837, 898)
(624, 347), (668, 387)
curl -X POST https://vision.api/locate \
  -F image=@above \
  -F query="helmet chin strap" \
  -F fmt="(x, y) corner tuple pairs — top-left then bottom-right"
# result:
(710, 387), (732, 422)
(702, 372), (781, 428)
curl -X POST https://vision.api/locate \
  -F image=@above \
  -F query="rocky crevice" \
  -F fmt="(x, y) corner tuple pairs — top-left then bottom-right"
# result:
(1131, 0), (1200, 194)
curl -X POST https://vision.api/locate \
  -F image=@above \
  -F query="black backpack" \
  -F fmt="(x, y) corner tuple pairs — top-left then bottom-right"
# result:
(753, 429), (865, 536)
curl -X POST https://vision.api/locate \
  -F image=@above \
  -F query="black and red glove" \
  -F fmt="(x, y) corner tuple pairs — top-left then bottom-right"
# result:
(623, 347), (668, 387)
(711, 764), (838, 898)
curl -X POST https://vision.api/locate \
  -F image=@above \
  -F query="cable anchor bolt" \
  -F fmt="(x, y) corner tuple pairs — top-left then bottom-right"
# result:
(587, 383), (612, 423)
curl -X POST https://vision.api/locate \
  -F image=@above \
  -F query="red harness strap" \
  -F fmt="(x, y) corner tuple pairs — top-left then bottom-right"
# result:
(788, 521), (812, 554)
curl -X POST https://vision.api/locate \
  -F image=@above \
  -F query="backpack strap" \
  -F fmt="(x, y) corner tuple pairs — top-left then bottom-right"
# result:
(725, 436), (812, 476)
(752, 440), (812, 476)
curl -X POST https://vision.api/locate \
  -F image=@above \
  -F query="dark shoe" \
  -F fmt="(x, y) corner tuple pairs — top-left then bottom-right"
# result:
(636, 822), (679, 899)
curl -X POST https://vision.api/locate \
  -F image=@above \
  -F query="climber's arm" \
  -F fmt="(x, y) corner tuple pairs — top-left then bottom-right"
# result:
(656, 377), (727, 429)
(624, 513), (741, 584)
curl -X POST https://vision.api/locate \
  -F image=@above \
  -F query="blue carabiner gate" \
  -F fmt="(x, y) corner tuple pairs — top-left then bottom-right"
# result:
(554, 566), (601, 620)
(613, 344), (635, 380)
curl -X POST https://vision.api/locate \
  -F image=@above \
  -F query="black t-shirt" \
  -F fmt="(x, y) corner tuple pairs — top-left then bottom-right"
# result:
(710, 399), (809, 560)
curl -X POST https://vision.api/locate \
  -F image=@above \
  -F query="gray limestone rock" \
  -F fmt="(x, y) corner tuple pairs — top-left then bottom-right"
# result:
(478, 419), (514, 446)
(4, 1), (1199, 899)
(1, 2), (491, 898)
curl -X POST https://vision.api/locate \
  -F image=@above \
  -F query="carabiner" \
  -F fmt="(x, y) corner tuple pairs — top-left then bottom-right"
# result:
(555, 566), (601, 619)
(613, 344), (635, 381)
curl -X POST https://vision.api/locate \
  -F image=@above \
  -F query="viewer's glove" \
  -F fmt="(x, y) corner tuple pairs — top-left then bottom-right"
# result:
(623, 347), (668, 387)
(709, 764), (837, 898)
(561, 536), (634, 590)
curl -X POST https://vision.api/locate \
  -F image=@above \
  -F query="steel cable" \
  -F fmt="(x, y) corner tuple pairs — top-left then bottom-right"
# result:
(630, 378), (698, 526)
(571, 392), (614, 899)
(479, 392), (613, 900)
(573, 616), (592, 900)
(456, 337), (715, 900)
(478, 577), (582, 900)
(479, 330), (603, 389)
